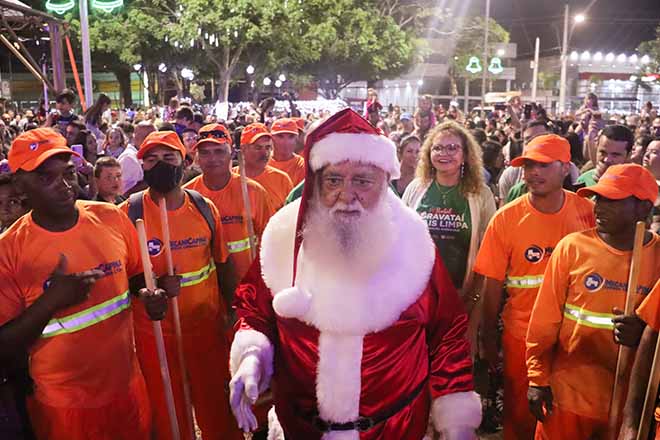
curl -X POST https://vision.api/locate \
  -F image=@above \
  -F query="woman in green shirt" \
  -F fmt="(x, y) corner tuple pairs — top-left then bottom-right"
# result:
(402, 121), (496, 299)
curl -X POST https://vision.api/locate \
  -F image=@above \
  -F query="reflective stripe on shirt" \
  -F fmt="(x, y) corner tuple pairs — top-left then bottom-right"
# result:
(41, 290), (130, 338)
(505, 275), (544, 289)
(180, 260), (216, 287)
(227, 237), (251, 254)
(563, 303), (615, 330)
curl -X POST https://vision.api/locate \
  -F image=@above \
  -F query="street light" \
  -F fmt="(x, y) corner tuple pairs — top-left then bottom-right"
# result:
(263, 77), (272, 86)
(158, 63), (167, 73)
(275, 80), (282, 88)
(558, 5), (586, 114)
(278, 74), (286, 82)
(246, 65), (255, 75)
(133, 63), (142, 72)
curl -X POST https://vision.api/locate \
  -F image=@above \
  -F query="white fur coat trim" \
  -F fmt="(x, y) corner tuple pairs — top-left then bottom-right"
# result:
(309, 132), (401, 179)
(229, 329), (274, 393)
(260, 192), (436, 335)
(431, 391), (482, 432)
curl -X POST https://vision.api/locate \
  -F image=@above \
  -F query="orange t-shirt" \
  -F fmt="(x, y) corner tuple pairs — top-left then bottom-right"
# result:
(473, 191), (595, 340)
(184, 173), (274, 279)
(526, 229), (660, 419)
(0, 201), (142, 408)
(233, 165), (293, 211)
(120, 192), (229, 336)
(268, 154), (306, 186)
(636, 269), (660, 331)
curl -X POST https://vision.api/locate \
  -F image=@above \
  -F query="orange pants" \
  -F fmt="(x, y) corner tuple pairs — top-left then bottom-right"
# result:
(135, 325), (242, 440)
(503, 330), (537, 440)
(28, 372), (151, 440)
(535, 407), (609, 439)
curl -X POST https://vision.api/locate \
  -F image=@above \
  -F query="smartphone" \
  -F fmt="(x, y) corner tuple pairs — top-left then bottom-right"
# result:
(524, 104), (532, 120)
(71, 144), (84, 169)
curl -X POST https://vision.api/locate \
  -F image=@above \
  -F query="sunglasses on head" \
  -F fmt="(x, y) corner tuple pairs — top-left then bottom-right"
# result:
(200, 130), (228, 139)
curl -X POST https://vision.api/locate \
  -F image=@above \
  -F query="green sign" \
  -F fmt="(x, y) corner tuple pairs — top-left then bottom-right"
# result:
(465, 56), (506, 75)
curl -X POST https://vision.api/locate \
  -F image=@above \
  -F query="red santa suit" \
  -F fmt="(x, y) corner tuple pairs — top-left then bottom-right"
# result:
(230, 109), (481, 439)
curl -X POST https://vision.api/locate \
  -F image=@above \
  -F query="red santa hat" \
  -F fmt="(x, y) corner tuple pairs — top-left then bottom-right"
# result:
(273, 108), (400, 318)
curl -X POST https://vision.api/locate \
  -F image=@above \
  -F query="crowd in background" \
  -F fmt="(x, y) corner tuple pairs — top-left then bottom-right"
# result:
(0, 87), (660, 435)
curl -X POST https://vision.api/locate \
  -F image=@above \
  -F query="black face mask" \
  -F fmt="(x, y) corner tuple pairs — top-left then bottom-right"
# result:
(143, 161), (183, 194)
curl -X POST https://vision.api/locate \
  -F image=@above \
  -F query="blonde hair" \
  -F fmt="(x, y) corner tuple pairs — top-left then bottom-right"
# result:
(415, 120), (485, 195)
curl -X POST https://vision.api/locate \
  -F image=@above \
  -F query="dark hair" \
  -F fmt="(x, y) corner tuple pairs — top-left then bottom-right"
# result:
(169, 97), (179, 107)
(67, 120), (86, 132)
(94, 156), (121, 178)
(83, 93), (111, 125)
(564, 132), (584, 167)
(158, 122), (175, 131)
(56, 89), (76, 104)
(0, 173), (13, 186)
(175, 107), (194, 123)
(118, 122), (134, 136)
(635, 135), (653, 150)
(600, 124), (635, 152)
(481, 140), (503, 170)
(509, 139), (523, 160)
(182, 127), (197, 135)
(470, 128), (487, 146)
(524, 119), (549, 131)
(192, 112), (204, 125)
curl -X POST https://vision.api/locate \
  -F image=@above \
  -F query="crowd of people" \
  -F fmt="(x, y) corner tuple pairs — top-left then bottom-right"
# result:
(0, 85), (659, 440)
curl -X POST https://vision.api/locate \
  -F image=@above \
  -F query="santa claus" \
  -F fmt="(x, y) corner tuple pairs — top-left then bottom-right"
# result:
(229, 108), (481, 440)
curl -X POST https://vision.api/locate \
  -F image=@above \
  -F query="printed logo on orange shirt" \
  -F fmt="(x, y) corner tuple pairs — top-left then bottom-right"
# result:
(148, 238), (163, 256)
(584, 273), (604, 291)
(525, 245), (545, 263)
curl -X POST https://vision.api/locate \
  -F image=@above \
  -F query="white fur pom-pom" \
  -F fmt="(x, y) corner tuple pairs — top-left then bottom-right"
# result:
(272, 286), (312, 319)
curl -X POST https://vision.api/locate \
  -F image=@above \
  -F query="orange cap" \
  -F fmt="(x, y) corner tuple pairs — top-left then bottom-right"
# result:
(137, 131), (187, 160)
(270, 118), (299, 136)
(8, 127), (81, 172)
(194, 123), (232, 150)
(577, 164), (658, 203)
(240, 123), (271, 146)
(292, 117), (306, 131)
(510, 134), (571, 167)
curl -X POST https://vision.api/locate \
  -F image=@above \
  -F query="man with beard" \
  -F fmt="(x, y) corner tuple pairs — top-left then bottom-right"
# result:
(121, 131), (238, 440)
(234, 123), (293, 210)
(526, 164), (659, 439)
(475, 134), (596, 439)
(228, 109), (481, 439)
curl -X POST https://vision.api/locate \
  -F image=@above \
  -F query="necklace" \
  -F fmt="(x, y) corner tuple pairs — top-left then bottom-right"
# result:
(434, 181), (458, 204)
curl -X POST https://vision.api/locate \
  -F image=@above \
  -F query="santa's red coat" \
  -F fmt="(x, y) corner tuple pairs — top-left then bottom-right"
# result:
(230, 194), (480, 440)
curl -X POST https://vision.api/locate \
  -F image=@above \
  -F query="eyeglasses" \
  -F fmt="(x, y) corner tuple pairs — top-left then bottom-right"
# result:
(431, 143), (462, 155)
(200, 130), (229, 140)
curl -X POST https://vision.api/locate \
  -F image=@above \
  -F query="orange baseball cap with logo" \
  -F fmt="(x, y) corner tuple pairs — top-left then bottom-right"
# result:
(577, 164), (658, 203)
(510, 134), (571, 167)
(194, 123), (232, 150)
(137, 130), (187, 160)
(240, 123), (271, 146)
(8, 127), (82, 172)
(271, 118), (299, 136)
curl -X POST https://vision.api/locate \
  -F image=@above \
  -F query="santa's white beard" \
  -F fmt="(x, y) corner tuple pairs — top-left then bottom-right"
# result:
(302, 189), (396, 278)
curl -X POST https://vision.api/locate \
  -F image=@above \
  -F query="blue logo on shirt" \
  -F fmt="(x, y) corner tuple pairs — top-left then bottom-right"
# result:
(525, 245), (544, 263)
(584, 273), (604, 291)
(148, 238), (163, 256)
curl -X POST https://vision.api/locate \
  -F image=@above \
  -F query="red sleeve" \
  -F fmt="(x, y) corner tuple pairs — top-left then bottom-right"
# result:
(427, 252), (474, 399)
(233, 255), (277, 343)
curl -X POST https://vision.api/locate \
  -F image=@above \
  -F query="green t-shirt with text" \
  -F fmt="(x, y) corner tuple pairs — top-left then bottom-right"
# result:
(417, 182), (472, 289)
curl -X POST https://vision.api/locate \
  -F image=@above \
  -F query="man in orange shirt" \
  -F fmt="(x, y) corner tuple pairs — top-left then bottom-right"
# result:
(474, 134), (595, 439)
(0, 128), (170, 440)
(526, 164), (659, 439)
(621, 277), (660, 440)
(236, 123), (293, 210)
(268, 118), (306, 186)
(122, 131), (239, 440)
(185, 123), (274, 280)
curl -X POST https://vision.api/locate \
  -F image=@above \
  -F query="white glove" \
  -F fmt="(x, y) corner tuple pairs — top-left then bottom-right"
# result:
(441, 427), (477, 440)
(229, 353), (262, 433)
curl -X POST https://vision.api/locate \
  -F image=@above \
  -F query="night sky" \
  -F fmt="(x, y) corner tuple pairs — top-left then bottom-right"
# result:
(490, 0), (660, 58)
